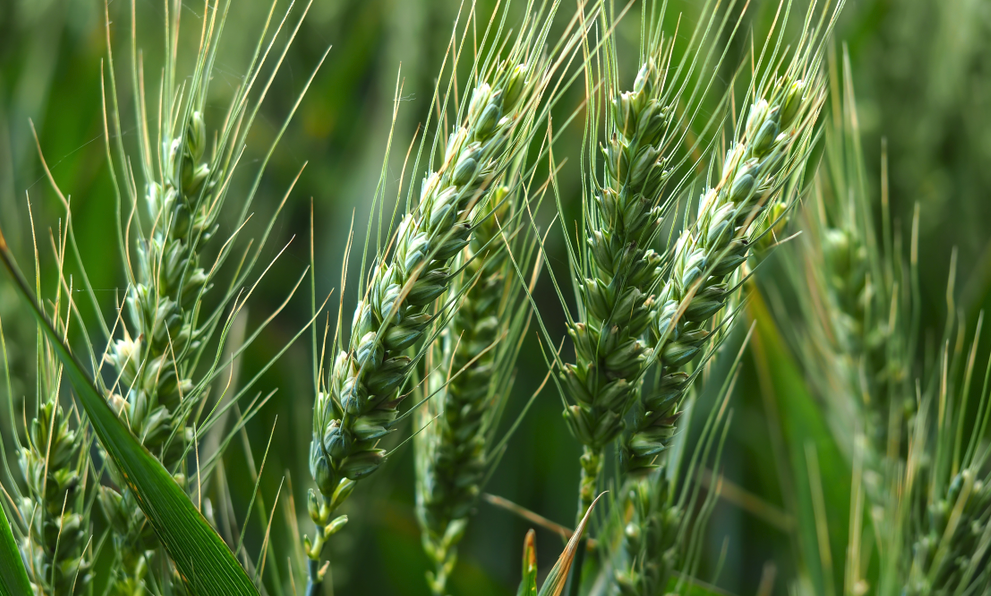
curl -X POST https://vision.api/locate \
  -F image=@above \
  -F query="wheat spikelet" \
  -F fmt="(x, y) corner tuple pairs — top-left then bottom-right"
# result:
(907, 467), (991, 594)
(18, 391), (92, 594)
(609, 472), (680, 596)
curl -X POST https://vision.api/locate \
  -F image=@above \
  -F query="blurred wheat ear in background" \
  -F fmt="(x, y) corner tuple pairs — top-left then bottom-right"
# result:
(769, 49), (991, 596)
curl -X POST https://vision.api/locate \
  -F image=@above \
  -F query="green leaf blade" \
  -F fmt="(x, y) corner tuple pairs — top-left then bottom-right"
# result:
(0, 503), (32, 596)
(0, 233), (259, 596)
(517, 529), (538, 596)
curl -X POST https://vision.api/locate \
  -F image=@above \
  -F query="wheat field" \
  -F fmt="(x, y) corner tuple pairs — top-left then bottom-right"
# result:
(0, 1), (989, 595)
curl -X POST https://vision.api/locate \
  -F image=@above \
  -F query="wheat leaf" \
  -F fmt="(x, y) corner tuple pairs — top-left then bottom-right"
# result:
(537, 492), (604, 596)
(0, 501), (31, 596)
(0, 230), (259, 595)
(749, 288), (850, 596)
(516, 529), (538, 596)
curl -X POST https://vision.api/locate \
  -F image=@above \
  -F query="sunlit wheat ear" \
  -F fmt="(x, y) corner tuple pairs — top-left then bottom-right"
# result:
(90, 0), (322, 591)
(620, 1), (843, 477)
(411, 6), (581, 585)
(306, 59), (532, 542)
(305, 1), (593, 591)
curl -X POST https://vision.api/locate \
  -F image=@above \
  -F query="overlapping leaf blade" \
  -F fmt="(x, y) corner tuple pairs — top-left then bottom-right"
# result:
(537, 493), (602, 596)
(0, 503), (31, 596)
(517, 529), (538, 596)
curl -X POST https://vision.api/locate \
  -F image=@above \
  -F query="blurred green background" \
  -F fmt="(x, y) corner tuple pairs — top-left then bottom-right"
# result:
(2, 0), (990, 594)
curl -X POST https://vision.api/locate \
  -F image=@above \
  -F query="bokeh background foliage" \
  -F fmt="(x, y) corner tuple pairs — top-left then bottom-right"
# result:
(1, 0), (989, 594)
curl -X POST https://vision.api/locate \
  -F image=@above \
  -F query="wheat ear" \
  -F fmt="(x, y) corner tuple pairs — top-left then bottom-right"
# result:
(306, 57), (534, 594)
(562, 51), (678, 522)
(413, 185), (520, 595)
(0, 193), (95, 594)
(557, 0), (752, 522)
(792, 54), (990, 596)
(622, 57), (829, 475)
(95, 0), (319, 590)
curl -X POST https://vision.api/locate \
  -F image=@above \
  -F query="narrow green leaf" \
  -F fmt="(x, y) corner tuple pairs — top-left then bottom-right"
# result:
(0, 230), (259, 595)
(0, 503), (31, 596)
(537, 492), (603, 596)
(665, 574), (737, 596)
(516, 529), (538, 596)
